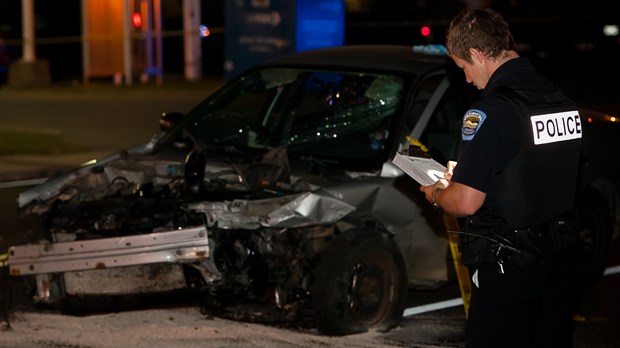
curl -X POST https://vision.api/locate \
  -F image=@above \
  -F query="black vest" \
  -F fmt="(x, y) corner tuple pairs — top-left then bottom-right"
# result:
(482, 86), (582, 229)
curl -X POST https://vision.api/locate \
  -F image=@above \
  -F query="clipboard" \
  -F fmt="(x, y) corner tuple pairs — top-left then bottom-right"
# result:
(392, 152), (447, 186)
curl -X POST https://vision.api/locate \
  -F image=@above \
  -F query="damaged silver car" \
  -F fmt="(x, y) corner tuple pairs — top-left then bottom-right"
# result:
(7, 45), (618, 335)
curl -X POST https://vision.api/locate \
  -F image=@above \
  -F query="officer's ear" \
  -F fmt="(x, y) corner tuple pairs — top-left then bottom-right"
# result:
(469, 48), (485, 64)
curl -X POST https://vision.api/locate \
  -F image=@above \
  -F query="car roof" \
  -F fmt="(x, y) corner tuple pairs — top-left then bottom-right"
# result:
(262, 45), (450, 76)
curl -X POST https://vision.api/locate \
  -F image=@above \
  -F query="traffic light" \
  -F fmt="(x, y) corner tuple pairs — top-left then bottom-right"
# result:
(132, 12), (142, 28)
(420, 26), (431, 37)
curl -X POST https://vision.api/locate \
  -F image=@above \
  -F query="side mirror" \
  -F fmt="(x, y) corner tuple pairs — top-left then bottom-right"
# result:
(159, 112), (184, 132)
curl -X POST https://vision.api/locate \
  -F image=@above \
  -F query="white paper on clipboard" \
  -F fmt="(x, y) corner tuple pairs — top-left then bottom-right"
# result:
(392, 152), (447, 186)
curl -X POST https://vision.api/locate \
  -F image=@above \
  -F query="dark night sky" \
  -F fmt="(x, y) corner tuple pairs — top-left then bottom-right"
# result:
(0, 0), (618, 82)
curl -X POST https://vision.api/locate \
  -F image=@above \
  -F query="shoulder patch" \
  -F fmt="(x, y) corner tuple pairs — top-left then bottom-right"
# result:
(461, 109), (487, 141)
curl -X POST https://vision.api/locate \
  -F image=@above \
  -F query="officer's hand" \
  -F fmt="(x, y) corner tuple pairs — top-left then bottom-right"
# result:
(420, 179), (448, 204)
(444, 160), (457, 181)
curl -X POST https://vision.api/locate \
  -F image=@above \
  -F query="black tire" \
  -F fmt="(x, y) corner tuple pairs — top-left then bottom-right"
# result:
(576, 187), (612, 286)
(312, 228), (408, 335)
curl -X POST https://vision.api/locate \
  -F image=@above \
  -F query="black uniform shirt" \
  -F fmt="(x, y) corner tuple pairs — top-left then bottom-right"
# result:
(451, 57), (581, 229)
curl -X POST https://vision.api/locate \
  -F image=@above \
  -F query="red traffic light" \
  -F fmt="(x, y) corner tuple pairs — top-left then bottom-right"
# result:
(132, 13), (142, 28)
(421, 26), (431, 37)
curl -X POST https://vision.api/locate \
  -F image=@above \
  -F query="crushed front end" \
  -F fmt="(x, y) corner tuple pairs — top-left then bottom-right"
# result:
(8, 145), (356, 323)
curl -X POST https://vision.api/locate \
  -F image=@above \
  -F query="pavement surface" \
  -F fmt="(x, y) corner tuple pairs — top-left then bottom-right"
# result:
(0, 79), (224, 183)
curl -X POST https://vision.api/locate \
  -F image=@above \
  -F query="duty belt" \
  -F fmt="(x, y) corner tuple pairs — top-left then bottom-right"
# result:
(454, 220), (545, 269)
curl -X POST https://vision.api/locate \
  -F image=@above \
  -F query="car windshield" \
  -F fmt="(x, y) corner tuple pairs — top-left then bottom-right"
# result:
(167, 68), (405, 162)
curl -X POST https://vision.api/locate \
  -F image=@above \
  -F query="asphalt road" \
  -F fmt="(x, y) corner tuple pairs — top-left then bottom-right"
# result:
(1, 225), (618, 348)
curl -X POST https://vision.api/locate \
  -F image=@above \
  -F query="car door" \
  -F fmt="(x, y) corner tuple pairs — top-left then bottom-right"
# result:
(379, 71), (472, 287)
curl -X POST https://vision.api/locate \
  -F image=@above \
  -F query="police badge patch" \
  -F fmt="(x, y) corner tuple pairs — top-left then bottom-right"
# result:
(462, 109), (486, 141)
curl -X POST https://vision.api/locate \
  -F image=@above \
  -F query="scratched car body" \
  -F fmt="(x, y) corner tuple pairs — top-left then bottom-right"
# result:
(8, 45), (618, 335)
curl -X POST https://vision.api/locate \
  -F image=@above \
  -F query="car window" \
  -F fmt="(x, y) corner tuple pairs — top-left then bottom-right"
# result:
(180, 68), (405, 163)
(405, 75), (440, 132)
(418, 85), (467, 163)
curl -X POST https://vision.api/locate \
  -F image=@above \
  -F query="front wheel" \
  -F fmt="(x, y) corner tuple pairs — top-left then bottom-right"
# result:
(312, 228), (408, 335)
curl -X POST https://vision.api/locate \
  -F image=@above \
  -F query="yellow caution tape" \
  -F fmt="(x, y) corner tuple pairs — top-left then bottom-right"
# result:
(1, 27), (225, 47)
(443, 213), (471, 318)
(406, 136), (429, 153)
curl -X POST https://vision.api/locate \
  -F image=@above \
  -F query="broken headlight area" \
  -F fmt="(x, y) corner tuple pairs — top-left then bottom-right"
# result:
(9, 144), (361, 327)
(193, 223), (342, 323)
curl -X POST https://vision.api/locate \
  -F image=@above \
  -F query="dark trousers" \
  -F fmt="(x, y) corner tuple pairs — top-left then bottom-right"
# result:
(465, 246), (577, 348)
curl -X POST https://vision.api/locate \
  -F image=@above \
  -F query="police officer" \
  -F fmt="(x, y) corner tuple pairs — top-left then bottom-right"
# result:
(420, 8), (582, 348)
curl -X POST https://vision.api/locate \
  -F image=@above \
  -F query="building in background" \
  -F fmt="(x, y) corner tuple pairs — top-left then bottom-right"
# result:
(82, 0), (166, 85)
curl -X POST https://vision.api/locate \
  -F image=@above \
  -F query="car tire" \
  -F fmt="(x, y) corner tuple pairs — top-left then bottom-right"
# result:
(576, 187), (612, 287)
(312, 227), (408, 335)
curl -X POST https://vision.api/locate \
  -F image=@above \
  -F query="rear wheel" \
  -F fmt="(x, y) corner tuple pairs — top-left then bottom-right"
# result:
(312, 228), (407, 335)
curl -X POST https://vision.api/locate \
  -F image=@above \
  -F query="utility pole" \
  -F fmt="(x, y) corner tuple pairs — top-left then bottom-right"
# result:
(123, 0), (133, 85)
(8, 0), (51, 87)
(22, 0), (35, 62)
(183, 0), (202, 81)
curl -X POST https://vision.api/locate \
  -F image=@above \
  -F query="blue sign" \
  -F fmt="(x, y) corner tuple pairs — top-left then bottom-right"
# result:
(224, 0), (344, 80)
(295, 0), (345, 52)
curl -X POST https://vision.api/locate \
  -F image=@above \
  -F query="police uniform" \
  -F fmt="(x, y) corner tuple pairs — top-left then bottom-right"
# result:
(452, 57), (582, 348)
